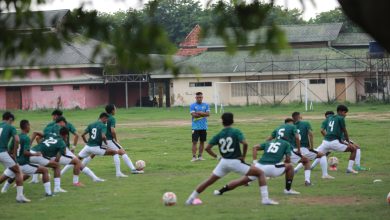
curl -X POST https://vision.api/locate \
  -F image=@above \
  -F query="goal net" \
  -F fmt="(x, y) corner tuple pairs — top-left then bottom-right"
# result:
(213, 79), (309, 113)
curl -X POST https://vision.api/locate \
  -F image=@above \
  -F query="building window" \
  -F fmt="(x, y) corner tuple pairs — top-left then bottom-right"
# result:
(309, 79), (325, 84)
(364, 78), (385, 93)
(40, 85), (53, 91)
(73, 85), (80, 90)
(189, 82), (212, 87)
(260, 82), (289, 96)
(231, 83), (259, 97)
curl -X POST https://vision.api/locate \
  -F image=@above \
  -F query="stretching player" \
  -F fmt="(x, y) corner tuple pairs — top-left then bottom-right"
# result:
(0, 112), (30, 202)
(267, 118), (312, 185)
(315, 105), (358, 174)
(1, 120), (52, 196)
(214, 138), (299, 196)
(80, 105), (141, 177)
(185, 112), (278, 205)
(291, 112), (332, 179)
(62, 113), (126, 177)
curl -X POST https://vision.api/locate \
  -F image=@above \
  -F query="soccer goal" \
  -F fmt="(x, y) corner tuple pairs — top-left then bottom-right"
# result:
(213, 79), (309, 113)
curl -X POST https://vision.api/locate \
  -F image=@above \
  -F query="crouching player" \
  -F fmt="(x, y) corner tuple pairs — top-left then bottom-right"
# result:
(1, 120), (52, 196)
(214, 137), (300, 196)
(185, 112), (278, 205)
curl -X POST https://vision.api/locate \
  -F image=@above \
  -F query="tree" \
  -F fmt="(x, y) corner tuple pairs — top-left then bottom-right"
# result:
(308, 7), (361, 32)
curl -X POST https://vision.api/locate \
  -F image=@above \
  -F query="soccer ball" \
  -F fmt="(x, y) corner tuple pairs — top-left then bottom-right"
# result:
(135, 160), (146, 171)
(328, 156), (339, 166)
(162, 192), (177, 206)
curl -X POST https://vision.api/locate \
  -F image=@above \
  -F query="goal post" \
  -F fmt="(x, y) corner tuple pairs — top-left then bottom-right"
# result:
(214, 79), (309, 113)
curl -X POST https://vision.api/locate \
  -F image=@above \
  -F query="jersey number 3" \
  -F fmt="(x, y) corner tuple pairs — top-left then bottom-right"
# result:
(219, 137), (234, 153)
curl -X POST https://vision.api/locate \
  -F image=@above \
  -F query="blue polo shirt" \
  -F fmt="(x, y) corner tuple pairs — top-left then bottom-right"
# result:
(190, 102), (210, 130)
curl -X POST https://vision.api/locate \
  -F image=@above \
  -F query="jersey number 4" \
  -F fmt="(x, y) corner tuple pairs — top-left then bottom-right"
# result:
(219, 137), (234, 153)
(328, 121), (335, 132)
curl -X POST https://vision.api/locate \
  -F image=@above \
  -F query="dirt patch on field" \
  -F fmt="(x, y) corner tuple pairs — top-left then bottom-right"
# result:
(288, 195), (372, 205)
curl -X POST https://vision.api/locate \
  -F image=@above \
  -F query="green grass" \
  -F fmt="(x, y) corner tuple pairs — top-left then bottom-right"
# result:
(1, 103), (390, 220)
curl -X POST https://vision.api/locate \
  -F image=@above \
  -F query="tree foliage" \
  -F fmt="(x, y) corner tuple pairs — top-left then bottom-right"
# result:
(308, 7), (361, 32)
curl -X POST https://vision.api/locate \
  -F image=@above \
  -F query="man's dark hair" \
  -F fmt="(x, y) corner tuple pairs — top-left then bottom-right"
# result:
(337, 105), (349, 113)
(105, 104), (116, 114)
(59, 127), (69, 136)
(2, 111), (15, 121)
(20, 120), (29, 130)
(196, 92), (203, 96)
(285, 118), (294, 123)
(55, 116), (67, 124)
(292, 112), (300, 118)
(99, 112), (109, 119)
(51, 109), (63, 116)
(325, 111), (334, 117)
(221, 112), (234, 126)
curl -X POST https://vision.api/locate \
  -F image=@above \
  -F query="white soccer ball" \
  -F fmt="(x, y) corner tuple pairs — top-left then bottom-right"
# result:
(162, 192), (177, 206)
(387, 192), (390, 204)
(135, 160), (146, 171)
(328, 156), (339, 166)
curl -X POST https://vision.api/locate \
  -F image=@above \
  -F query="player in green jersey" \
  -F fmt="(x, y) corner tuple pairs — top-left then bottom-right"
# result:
(0, 112), (31, 202)
(316, 105), (358, 174)
(80, 104), (142, 177)
(1, 120), (52, 196)
(267, 118), (312, 185)
(185, 112), (278, 205)
(214, 138), (300, 196)
(46, 109), (79, 151)
(291, 112), (331, 180)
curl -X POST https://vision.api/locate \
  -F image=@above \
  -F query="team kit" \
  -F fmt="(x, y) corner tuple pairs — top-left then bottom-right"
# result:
(0, 93), (367, 205)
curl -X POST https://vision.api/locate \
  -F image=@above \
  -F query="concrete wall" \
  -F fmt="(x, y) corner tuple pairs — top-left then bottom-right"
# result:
(0, 87), (5, 109)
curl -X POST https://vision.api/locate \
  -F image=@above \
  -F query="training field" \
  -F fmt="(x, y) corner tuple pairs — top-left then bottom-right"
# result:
(1, 103), (390, 219)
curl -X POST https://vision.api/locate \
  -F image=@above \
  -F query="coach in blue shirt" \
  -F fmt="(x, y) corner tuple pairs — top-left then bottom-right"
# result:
(190, 92), (210, 162)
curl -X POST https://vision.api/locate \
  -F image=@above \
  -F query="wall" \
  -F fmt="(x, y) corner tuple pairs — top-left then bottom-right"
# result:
(0, 87), (5, 109)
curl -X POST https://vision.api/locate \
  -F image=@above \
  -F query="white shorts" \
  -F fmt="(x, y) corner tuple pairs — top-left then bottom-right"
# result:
(212, 158), (251, 178)
(55, 155), (73, 165)
(29, 151), (51, 166)
(0, 151), (16, 168)
(3, 168), (16, 178)
(105, 140), (123, 150)
(65, 148), (76, 158)
(317, 140), (348, 154)
(78, 145), (106, 158)
(290, 147), (320, 163)
(21, 164), (39, 175)
(249, 163), (286, 180)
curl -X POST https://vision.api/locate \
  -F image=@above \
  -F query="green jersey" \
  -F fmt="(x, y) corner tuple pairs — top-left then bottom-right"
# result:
(321, 116), (345, 140)
(271, 124), (298, 147)
(9, 133), (31, 165)
(106, 114), (116, 140)
(85, 121), (107, 147)
(294, 120), (312, 148)
(209, 127), (245, 159)
(258, 139), (292, 165)
(43, 123), (61, 137)
(65, 122), (77, 147)
(324, 115), (346, 141)
(0, 122), (17, 153)
(32, 135), (66, 157)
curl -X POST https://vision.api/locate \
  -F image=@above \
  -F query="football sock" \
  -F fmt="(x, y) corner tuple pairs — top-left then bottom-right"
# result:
(16, 186), (23, 198)
(54, 178), (61, 190)
(294, 163), (303, 172)
(82, 156), (92, 166)
(198, 154), (202, 158)
(2, 181), (10, 191)
(73, 175), (79, 184)
(61, 165), (73, 176)
(320, 156), (328, 176)
(31, 174), (39, 182)
(7, 178), (14, 184)
(355, 149), (361, 166)
(348, 160), (354, 170)
(43, 182), (52, 195)
(311, 158), (320, 170)
(218, 185), (230, 194)
(304, 170), (311, 183)
(260, 185), (269, 200)
(285, 179), (292, 191)
(82, 167), (99, 181)
(113, 154), (121, 174)
(190, 191), (199, 199)
(122, 154), (136, 170)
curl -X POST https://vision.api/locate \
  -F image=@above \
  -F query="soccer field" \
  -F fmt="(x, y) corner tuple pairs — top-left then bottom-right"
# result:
(1, 103), (390, 219)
